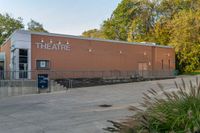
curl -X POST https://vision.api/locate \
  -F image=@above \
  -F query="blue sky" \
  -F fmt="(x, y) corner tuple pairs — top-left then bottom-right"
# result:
(0, 0), (121, 35)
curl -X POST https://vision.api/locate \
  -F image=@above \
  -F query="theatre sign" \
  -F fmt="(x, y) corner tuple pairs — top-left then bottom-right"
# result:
(36, 41), (70, 51)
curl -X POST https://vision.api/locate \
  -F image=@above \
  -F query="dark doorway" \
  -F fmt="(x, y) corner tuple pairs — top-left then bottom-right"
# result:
(19, 49), (28, 79)
(0, 61), (4, 79)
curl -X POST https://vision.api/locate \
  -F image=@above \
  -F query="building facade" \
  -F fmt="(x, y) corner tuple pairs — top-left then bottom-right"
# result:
(0, 30), (175, 80)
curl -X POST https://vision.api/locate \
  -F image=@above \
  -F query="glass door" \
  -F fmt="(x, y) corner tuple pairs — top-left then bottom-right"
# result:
(19, 49), (28, 79)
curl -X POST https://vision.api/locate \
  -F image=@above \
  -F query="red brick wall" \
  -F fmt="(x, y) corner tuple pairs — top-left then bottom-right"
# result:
(154, 47), (175, 71)
(0, 40), (11, 72)
(31, 34), (175, 78)
(31, 35), (155, 71)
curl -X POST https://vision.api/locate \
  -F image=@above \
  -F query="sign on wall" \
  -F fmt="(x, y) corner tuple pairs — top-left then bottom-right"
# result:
(36, 41), (70, 51)
(38, 74), (48, 89)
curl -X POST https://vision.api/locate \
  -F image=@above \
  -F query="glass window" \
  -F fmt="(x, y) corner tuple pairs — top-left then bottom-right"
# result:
(19, 49), (28, 57)
(19, 57), (28, 63)
(19, 49), (28, 79)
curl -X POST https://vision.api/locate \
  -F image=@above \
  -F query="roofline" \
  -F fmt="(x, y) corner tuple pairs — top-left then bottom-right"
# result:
(2, 30), (173, 49)
(1, 29), (24, 47)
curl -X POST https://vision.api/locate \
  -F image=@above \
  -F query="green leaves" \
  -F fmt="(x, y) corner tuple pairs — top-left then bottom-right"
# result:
(169, 10), (200, 73)
(0, 14), (48, 45)
(0, 13), (24, 45)
(82, 29), (104, 38)
(27, 19), (48, 33)
(102, 0), (138, 41)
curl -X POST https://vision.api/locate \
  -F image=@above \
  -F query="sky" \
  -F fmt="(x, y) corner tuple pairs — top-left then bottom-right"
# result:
(0, 0), (121, 35)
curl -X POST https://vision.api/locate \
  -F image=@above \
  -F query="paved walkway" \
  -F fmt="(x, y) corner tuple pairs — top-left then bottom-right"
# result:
(0, 75), (199, 133)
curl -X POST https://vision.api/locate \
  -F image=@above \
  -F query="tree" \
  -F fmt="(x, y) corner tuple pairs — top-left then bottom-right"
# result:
(169, 10), (200, 73)
(127, 0), (161, 42)
(158, 0), (200, 19)
(0, 13), (24, 45)
(98, 0), (160, 42)
(82, 29), (104, 38)
(147, 18), (172, 45)
(27, 19), (48, 33)
(102, 0), (140, 41)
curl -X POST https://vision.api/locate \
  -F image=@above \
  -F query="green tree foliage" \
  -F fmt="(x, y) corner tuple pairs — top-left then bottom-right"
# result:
(127, 0), (159, 42)
(169, 10), (200, 73)
(0, 13), (24, 45)
(0, 14), (48, 45)
(158, 0), (200, 18)
(146, 19), (171, 45)
(82, 0), (200, 72)
(82, 29), (104, 38)
(102, 0), (141, 41)
(27, 19), (48, 33)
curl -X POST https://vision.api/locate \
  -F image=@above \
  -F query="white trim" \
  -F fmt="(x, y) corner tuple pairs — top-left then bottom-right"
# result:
(10, 31), (31, 79)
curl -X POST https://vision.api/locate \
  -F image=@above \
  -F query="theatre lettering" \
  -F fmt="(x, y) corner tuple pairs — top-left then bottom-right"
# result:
(36, 42), (70, 51)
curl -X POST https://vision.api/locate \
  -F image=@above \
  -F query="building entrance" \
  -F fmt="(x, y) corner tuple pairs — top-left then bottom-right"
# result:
(0, 61), (4, 79)
(138, 62), (148, 77)
(19, 49), (28, 79)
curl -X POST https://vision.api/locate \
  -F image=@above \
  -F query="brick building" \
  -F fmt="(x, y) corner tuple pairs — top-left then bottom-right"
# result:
(0, 30), (175, 80)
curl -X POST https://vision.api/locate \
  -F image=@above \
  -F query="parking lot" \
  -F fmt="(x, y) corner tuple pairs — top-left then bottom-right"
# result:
(0, 75), (199, 133)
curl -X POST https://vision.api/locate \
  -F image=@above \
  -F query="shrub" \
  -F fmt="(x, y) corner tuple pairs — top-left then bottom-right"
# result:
(105, 77), (200, 133)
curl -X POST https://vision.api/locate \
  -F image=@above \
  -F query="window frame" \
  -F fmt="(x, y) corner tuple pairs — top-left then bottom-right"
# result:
(36, 60), (50, 70)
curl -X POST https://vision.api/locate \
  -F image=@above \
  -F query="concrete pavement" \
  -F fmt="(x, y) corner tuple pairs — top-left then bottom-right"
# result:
(0, 75), (199, 133)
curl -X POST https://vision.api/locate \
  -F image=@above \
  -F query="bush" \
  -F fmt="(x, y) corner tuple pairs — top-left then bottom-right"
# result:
(105, 77), (200, 133)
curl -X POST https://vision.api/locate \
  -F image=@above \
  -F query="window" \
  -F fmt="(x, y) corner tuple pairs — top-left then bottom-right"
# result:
(168, 59), (171, 70)
(36, 60), (50, 69)
(19, 49), (28, 56)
